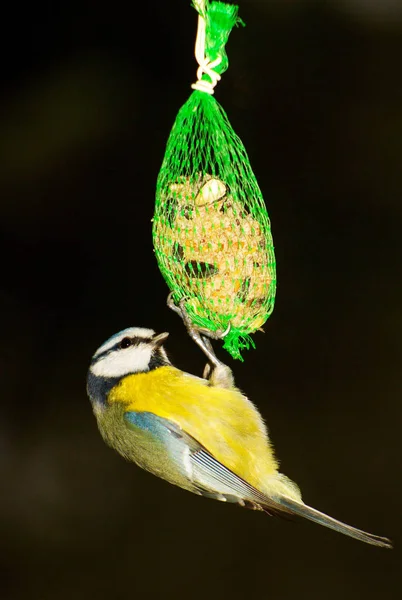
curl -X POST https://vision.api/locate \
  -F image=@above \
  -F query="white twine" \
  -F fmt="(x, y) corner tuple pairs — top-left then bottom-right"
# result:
(191, 0), (222, 95)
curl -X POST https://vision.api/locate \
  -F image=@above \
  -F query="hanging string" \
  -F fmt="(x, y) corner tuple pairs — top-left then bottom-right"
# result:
(191, 0), (222, 95)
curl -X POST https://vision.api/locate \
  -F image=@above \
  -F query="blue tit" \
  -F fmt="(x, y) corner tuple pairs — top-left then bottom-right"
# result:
(87, 327), (391, 548)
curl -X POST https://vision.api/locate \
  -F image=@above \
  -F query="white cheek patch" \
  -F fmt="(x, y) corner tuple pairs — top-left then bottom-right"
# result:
(91, 344), (152, 378)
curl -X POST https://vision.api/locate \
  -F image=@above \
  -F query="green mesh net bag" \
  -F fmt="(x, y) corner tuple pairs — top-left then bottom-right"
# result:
(153, 0), (276, 360)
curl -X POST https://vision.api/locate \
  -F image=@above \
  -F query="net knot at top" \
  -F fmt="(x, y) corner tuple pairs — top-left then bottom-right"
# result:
(191, 0), (244, 95)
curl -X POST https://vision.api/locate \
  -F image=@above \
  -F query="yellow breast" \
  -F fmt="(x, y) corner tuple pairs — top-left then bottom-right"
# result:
(108, 366), (279, 488)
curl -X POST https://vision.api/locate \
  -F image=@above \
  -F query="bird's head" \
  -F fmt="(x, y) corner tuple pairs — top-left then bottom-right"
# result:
(87, 327), (170, 407)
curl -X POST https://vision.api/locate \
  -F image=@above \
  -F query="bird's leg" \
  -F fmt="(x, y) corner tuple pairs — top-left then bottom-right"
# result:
(167, 294), (223, 365)
(201, 336), (234, 389)
(167, 293), (234, 389)
(177, 301), (221, 367)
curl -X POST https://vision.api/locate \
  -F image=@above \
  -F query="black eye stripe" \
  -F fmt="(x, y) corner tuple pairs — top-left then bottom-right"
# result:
(119, 336), (154, 349)
(92, 336), (154, 363)
(130, 336), (152, 346)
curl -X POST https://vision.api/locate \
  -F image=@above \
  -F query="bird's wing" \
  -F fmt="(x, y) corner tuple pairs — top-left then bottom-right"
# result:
(124, 412), (393, 547)
(124, 411), (285, 514)
(124, 412), (392, 547)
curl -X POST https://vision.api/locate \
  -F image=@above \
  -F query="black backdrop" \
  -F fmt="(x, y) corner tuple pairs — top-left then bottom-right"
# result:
(1, 1), (400, 599)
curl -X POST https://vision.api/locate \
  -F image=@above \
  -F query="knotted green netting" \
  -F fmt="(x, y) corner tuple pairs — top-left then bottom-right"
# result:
(152, 0), (276, 360)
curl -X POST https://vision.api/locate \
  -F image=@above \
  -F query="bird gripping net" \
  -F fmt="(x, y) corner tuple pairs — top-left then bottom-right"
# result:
(153, 0), (276, 360)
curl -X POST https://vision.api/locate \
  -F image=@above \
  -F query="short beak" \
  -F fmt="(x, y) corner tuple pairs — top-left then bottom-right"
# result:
(151, 332), (169, 347)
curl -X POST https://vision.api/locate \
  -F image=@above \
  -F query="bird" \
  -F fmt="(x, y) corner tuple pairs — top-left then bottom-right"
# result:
(87, 308), (392, 549)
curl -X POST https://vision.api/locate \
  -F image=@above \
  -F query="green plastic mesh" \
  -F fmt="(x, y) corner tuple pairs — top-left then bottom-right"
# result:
(152, 1), (276, 360)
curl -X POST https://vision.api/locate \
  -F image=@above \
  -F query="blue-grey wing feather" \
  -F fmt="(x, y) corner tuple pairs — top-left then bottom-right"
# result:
(124, 411), (197, 492)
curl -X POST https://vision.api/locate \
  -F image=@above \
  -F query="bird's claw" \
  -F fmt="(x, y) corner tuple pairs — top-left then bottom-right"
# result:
(167, 293), (231, 340)
(167, 292), (183, 317)
(166, 293), (231, 377)
(192, 322), (231, 341)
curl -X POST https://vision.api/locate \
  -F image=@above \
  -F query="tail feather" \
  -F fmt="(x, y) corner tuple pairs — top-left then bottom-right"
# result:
(271, 495), (392, 549)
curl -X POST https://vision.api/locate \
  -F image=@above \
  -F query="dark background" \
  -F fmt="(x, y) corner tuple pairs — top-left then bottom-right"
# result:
(1, 1), (400, 599)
